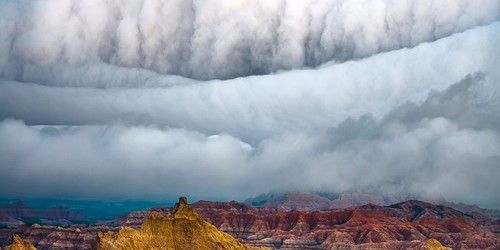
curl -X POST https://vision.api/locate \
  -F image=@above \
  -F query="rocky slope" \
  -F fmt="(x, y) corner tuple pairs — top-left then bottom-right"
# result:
(422, 239), (452, 250)
(94, 197), (267, 250)
(3, 234), (36, 250)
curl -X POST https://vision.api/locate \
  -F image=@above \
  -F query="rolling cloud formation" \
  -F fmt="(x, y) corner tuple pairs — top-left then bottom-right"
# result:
(0, 0), (499, 208)
(1, 0), (500, 82)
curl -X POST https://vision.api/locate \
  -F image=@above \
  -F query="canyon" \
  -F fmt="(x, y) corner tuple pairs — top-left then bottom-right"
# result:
(1, 198), (499, 249)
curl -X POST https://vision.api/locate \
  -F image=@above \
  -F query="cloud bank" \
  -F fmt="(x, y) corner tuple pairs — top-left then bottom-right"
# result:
(1, 74), (499, 207)
(0, 1), (499, 209)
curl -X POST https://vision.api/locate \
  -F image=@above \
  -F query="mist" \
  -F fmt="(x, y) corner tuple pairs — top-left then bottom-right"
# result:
(0, 0), (499, 209)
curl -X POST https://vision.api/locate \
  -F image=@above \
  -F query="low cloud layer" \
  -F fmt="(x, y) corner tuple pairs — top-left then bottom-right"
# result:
(1, 74), (499, 207)
(0, 1), (499, 209)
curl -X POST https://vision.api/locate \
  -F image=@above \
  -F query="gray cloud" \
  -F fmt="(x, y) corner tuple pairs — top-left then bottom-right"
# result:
(0, 0), (499, 83)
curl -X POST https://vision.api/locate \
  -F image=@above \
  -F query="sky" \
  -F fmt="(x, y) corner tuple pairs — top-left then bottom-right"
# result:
(0, 0), (499, 209)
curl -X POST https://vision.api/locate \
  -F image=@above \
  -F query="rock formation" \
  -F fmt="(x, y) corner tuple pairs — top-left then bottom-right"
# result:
(422, 239), (452, 250)
(94, 197), (267, 250)
(3, 234), (36, 250)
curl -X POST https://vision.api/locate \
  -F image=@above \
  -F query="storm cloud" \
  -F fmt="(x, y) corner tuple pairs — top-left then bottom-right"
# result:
(1, 0), (500, 82)
(0, 0), (499, 208)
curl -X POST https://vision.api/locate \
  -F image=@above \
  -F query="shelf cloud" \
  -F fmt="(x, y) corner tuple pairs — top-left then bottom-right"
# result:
(1, 0), (499, 82)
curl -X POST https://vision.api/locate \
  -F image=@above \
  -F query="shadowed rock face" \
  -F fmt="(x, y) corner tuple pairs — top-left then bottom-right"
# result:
(93, 197), (267, 250)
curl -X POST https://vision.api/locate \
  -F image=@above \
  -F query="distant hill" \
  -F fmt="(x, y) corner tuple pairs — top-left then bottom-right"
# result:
(0, 201), (88, 227)
(244, 191), (500, 219)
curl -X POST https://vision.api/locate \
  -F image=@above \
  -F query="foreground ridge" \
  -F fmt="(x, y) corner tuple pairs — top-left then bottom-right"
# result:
(3, 234), (36, 250)
(422, 239), (452, 250)
(93, 197), (267, 250)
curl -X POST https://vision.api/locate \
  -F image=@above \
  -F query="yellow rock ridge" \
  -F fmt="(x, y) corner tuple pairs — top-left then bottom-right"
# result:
(4, 235), (36, 250)
(94, 197), (268, 250)
(422, 238), (452, 250)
